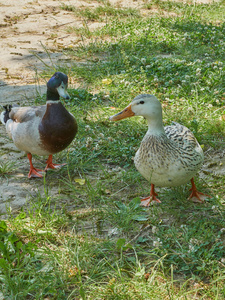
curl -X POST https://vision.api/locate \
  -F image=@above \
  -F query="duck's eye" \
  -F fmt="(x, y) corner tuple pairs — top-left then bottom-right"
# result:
(140, 101), (144, 104)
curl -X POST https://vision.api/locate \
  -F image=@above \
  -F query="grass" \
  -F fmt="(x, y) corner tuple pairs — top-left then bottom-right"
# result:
(0, 161), (17, 177)
(1, 0), (225, 299)
(61, 2), (139, 21)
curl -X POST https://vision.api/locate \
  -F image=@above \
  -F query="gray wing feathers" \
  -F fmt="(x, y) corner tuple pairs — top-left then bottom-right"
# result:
(9, 105), (46, 123)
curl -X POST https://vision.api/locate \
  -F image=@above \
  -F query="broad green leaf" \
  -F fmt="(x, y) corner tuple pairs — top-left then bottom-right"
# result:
(116, 238), (126, 250)
(0, 221), (7, 233)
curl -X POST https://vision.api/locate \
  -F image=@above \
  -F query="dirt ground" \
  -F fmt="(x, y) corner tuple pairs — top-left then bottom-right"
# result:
(0, 0), (223, 216)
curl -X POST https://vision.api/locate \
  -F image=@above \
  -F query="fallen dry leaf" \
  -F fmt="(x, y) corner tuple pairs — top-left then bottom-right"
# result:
(74, 178), (86, 185)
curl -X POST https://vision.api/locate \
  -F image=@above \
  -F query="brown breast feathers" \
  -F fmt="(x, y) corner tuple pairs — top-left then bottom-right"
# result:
(39, 102), (78, 154)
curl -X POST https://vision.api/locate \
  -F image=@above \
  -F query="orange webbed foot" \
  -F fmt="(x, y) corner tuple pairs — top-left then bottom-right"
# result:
(140, 196), (161, 207)
(45, 154), (66, 171)
(28, 168), (45, 179)
(45, 162), (67, 171)
(188, 178), (210, 203)
(27, 153), (45, 179)
(140, 184), (161, 207)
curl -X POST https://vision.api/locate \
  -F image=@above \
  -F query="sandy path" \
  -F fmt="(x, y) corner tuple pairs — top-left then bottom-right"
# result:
(0, 0), (83, 102)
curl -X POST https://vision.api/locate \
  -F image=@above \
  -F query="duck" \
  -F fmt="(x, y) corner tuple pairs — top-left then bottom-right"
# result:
(0, 72), (78, 178)
(109, 94), (209, 206)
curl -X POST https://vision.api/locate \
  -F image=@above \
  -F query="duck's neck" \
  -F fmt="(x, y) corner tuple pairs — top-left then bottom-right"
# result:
(146, 116), (165, 136)
(47, 89), (59, 101)
(46, 100), (61, 105)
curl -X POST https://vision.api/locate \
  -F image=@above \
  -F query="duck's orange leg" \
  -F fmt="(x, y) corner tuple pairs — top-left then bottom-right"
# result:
(27, 153), (45, 178)
(140, 184), (161, 207)
(188, 178), (210, 203)
(45, 154), (66, 171)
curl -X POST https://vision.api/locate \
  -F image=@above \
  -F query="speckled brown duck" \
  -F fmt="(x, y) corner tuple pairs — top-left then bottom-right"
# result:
(110, 94), (209, 206)
(0, 72), (78, 178)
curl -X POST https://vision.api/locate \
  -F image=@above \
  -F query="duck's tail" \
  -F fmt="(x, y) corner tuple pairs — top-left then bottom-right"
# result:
(0, 105), (12, 125)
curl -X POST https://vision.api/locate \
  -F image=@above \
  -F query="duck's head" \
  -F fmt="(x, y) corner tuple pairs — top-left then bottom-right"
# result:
(47, 72), (70, 101)
(109, 94), (162, 122)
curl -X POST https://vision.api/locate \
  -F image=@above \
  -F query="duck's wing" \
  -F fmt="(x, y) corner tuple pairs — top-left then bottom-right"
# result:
(9, 105), (46, 123)
(164, 122), (200, 149)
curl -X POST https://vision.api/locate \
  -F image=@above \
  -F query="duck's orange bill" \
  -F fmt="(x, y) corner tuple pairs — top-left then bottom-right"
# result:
(109, 104), (134, 121)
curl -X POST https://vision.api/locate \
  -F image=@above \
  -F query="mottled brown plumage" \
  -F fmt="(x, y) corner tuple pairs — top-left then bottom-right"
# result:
(135, 123), (203, 187)
(110, 94), (208, 205)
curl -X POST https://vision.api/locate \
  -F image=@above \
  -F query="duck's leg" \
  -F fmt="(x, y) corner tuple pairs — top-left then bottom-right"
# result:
(140, 184), (161, 206)
(188, 178), (210, 203)
(45, 154), (66, 171)
(27, 153), (45, 178)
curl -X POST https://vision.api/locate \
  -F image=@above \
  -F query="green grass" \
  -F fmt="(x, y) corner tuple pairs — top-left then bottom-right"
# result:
(0, 161), (17, 177)
(61, 2), (139, 21)
(1, 0), (225, 299)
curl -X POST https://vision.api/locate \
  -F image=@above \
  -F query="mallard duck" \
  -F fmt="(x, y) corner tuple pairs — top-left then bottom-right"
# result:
(0, 72), (78, 178)
(110, 94), (208, 206)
